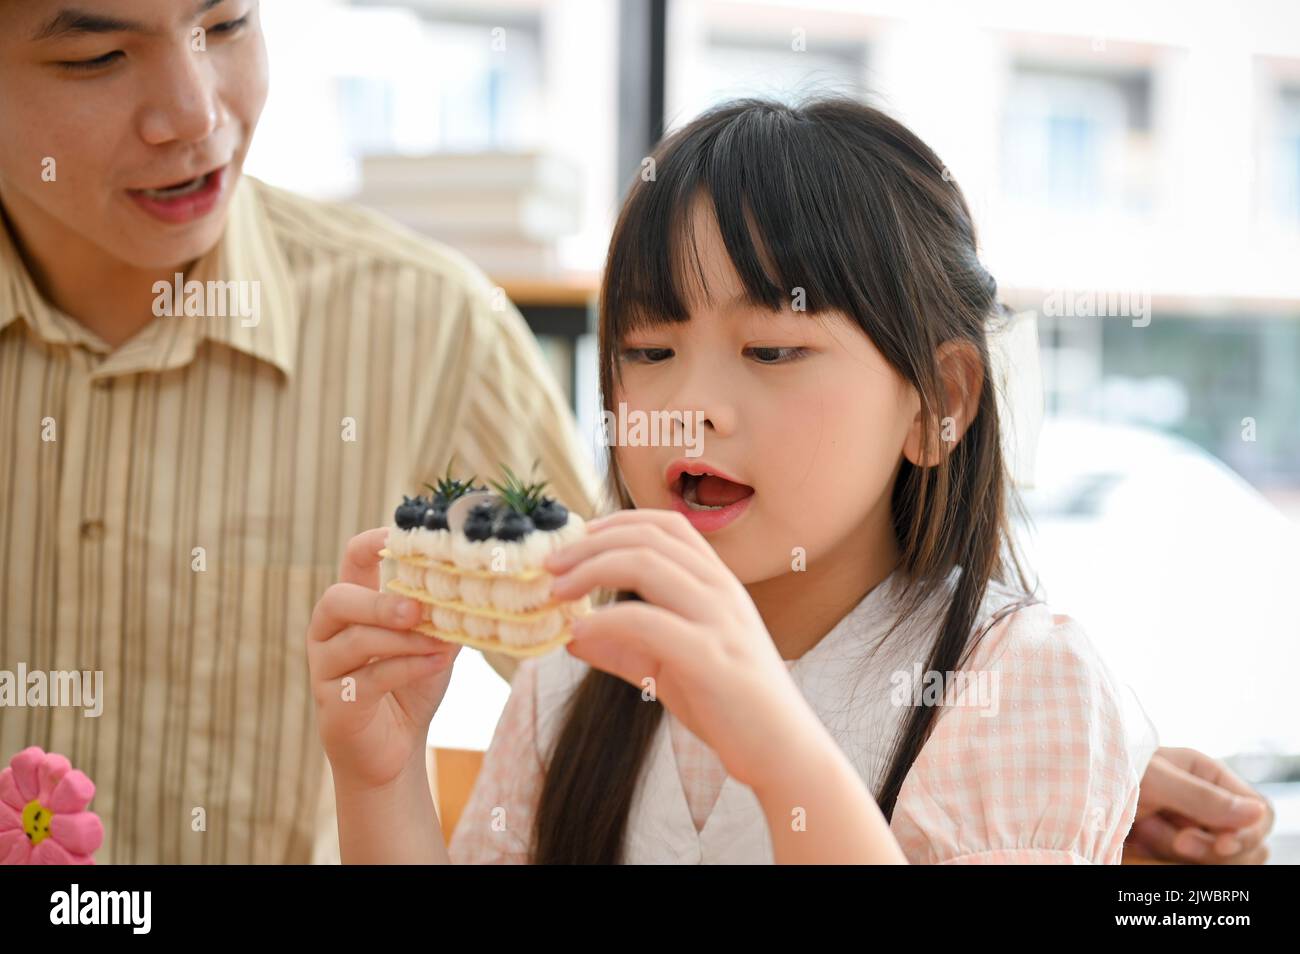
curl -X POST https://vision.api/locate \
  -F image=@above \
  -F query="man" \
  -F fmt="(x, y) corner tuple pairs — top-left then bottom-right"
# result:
(0, 0), (1272, 864)
(0, 0), (599, 863)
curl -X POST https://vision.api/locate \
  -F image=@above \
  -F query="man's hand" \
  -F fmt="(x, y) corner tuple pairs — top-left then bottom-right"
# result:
(1125, 746), (1273, 864)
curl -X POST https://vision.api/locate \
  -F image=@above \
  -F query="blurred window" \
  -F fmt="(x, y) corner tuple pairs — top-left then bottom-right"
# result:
(1002, 63), (1153, 212)
(1277, 86), (1300, 225)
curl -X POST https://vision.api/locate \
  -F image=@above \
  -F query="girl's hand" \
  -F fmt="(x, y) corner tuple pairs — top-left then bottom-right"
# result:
(307, 528), (462, 795)
(543, 509), (821, 793)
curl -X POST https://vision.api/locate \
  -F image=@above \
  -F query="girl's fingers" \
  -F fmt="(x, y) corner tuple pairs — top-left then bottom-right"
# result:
(587, 508), (713, 558)
(340, 652), (455, 707)
(568, 599), (694, 680)
(551, 547), (709, 617)
(308, 582), (422, 643)
(544, 522), (716, 582)
(566, 633), (658, 692)
(312, 624), (447, 682)
(338, 528), (392, 589)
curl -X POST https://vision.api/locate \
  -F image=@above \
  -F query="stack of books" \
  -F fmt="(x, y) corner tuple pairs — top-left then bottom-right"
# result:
(353, 152), (582, 277)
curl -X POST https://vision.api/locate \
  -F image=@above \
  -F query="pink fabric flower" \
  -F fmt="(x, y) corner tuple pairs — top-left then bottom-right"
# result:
(0, 746), (103, 864)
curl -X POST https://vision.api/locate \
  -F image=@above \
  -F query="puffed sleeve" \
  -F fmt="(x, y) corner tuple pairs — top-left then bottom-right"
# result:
(890, 604), (1149, 864)
(447, 658), (546, 864)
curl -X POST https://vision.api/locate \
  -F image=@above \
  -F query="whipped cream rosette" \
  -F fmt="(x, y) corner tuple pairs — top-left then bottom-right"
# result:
(380, 464), (590, 657)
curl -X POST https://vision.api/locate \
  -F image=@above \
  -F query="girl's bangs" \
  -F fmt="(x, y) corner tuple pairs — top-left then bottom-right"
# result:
(605, 104), (870, 341)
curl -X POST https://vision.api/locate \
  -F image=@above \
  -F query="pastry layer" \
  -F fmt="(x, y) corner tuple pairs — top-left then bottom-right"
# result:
(386, 578), (589, 650)
(410, 621), (574, 658)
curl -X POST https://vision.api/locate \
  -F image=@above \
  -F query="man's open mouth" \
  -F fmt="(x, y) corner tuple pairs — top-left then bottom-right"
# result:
(126, 167), (229, 224)
(132, 169), (219, 201)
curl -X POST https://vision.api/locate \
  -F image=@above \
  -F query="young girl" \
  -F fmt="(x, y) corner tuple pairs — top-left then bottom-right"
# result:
(309, 96), (1155, 864)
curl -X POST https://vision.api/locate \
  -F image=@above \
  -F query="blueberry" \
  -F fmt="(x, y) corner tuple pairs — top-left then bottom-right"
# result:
(532, 498), (568, 531)
(395, 495), (429, 530)
(463, 502), (497, 542)
(494, 510), (535, 541)
(422, 505), (448, 531)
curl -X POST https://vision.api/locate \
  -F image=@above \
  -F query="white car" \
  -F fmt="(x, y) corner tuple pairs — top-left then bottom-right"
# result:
(1016, 416), (1300, 760)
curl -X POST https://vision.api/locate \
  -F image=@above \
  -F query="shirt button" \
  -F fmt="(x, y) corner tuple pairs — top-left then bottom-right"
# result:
(80, 520), (106, 541)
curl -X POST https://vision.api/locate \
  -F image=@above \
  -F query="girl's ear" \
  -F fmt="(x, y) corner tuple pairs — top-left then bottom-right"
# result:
(902, 339), (985, 468)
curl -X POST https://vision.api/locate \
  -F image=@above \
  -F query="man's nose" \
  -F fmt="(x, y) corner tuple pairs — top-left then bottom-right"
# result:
(137, 49), (221, 146)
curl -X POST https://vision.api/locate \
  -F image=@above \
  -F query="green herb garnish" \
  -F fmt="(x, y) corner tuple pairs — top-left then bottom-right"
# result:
(423, 456), (480, 503)
(488, 459), (549, 516)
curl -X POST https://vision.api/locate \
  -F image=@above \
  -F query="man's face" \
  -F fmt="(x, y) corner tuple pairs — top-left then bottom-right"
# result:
(0, 0), (268, 270)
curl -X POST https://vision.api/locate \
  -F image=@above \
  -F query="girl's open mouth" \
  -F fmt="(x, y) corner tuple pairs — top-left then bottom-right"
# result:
(670, 471), (755, 532)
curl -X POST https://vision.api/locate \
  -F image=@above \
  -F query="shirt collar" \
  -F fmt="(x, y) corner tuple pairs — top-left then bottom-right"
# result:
(787, 566), (914, 673)
(0, 173), (299, 378)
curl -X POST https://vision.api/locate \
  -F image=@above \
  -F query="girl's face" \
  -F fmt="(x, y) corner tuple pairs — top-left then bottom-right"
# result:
(612, 199), (921, 585)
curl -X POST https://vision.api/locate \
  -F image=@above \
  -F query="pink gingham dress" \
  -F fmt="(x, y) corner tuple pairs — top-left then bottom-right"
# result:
(447, 567), (1158, 864)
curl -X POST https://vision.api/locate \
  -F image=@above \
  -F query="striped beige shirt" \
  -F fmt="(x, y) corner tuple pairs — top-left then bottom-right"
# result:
(0, 174), (602, 864)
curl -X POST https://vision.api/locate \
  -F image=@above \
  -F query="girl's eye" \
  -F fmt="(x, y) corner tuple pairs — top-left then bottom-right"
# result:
(620, 347), (674, 363)
(59, 50), (124, 72)
(746, 346), (809, 364)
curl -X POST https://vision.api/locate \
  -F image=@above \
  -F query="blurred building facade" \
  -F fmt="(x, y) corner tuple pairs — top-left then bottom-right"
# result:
(248, 0), (1300, 500)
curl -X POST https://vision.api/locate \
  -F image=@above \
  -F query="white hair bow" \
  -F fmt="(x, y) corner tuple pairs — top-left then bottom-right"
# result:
(986, 307), (1044, 490)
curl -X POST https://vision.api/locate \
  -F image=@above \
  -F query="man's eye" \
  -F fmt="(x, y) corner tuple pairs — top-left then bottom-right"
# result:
(746, 346), (809, 364)
(59, 51), (124, 72)
(209, 15), (250, 35)
(620, 348), (674, 363)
